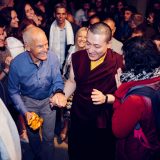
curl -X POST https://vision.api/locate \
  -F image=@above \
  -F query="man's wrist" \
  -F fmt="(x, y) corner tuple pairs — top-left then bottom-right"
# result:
(105, 94), (108, 103)
(54, 89), (65, 95)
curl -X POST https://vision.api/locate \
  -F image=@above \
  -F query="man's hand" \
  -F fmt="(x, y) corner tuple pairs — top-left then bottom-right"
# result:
(25, 112), (33, 123)
(115, 68), (122, 88)
(5, 56), (13, 66)
(49, 93), (67, 108)
(91, 89), (106, 105)
(25, 112), (43, 130)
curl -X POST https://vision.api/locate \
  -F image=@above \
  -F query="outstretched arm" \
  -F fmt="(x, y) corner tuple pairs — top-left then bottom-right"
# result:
(64, 62), (76, 99)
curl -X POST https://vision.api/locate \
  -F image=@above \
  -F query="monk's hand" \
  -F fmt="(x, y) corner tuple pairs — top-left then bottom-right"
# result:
(49, 93), (67, 108)
(115, 68), (122, 88)
(91, 89), (106, 105)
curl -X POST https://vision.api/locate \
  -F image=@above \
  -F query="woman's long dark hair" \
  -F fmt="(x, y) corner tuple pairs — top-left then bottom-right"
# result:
(0, 7), (18, 37)
(122, 37), (160, 75)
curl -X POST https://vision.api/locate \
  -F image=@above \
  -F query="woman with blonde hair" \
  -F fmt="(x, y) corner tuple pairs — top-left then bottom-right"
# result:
(63, 27), (88, 79)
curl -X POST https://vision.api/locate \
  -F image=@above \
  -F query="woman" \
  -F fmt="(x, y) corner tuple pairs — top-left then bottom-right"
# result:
(0, 7), (24, 58)
(0, 7), (19, 37)
(63, 27), (88, 79)
(20, 2), (43, 27)
(112, 37), (160, 160)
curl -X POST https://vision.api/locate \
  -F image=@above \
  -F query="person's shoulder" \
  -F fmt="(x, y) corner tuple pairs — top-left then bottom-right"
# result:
(47, 50), (59, 62)
(108, 48), (122, 58)
(11, 51), (27, 65)
(72, 49), (87, 58)
(75, 9), (84, 15)
(112, 37), (123, 46)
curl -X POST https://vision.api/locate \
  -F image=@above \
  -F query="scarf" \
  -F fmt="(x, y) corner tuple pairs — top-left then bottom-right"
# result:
(121, 67), (160, 82)
(49, 20), (74, 63)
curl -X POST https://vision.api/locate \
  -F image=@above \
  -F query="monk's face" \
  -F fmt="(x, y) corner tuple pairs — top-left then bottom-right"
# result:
(86, 30), (108, 61)
(28, 31), (48, 63)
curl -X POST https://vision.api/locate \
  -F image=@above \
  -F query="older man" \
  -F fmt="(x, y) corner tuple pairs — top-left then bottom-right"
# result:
(64, 22), (123, 160)
(8, 27), (66, 160)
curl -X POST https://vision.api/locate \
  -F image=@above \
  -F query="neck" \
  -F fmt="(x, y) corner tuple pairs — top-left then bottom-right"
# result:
(96, 52), (107, 61)
(77, 46), (85, 51)
(57, 22), (65, 29)
(29, 53), (41, 66)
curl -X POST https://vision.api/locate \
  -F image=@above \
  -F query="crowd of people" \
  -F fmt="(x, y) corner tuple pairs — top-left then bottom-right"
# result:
(0, 0), (160, 160)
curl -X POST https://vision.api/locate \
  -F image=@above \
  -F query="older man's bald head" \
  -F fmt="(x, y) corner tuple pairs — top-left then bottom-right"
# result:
(22, 27), (48, 63)
(23, 27), (47, 46)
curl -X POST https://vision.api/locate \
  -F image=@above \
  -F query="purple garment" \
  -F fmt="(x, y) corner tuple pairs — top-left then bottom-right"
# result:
(71, 49), (123, 128)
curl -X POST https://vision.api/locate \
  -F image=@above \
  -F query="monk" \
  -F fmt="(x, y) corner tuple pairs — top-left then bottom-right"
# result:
(64, 22), (123, 160)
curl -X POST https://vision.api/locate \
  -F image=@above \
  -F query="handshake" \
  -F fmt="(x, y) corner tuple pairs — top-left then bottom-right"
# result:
(49, 92), (67, 108)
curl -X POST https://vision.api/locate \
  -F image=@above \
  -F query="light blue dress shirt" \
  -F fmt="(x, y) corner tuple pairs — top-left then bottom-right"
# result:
(8, 50), (64, 114)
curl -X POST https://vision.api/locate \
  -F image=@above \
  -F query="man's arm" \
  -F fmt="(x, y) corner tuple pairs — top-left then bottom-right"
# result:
(49, 62), (76, 107)
(64, 62), (76, 98)
(8, 64), (28, 115)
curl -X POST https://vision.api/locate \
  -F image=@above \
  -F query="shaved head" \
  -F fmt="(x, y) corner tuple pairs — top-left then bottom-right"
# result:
(22, 26), (48, 63)
(103, 18), (116, 36)
(23, 27), (46, 46)
(89, 22), (112, 42)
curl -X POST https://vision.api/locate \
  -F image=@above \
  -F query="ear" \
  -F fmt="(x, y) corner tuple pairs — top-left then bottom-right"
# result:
(24, 42), (31, 51)
(65, 12), (67, 18)
(54, 12), (56, 18)
(112, 27), (116, 36)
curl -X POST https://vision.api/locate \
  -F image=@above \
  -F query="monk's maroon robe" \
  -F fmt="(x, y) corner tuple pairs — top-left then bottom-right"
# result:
(68, 49), (123, 160)
(71, 49), (123, 128)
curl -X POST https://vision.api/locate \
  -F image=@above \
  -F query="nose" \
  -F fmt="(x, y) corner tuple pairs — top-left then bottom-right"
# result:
(16, 17), (19, 22)
(43, 44), (48, 52)
(82, 37), (86, 41)
(86, 45), (93, 53)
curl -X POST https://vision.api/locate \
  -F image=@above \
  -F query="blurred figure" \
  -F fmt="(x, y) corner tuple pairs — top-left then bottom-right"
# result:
(152, 34), (160, 51)
(66, 12), (80, 36)
(114, 0), (126, 28)
(130, 13), (156, 39)
(88, 14), (100, 26)
(130, 25), (144, 38)
(103, 18), (123, 55)
(116, 5), (136, 42)
(74, 0), (90, 26)
(0, 98), (21, 160)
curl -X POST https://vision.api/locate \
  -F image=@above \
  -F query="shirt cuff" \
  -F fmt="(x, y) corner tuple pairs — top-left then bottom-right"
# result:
(54, 89), (65, 95)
